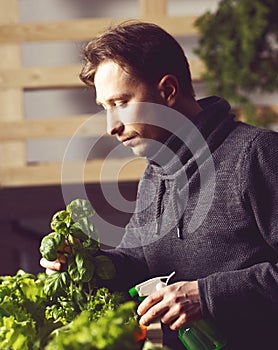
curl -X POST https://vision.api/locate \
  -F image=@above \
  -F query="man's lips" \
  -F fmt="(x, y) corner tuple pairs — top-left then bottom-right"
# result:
(119, 135), (136, 145)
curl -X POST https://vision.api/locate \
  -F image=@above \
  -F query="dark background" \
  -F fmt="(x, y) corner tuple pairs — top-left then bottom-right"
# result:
(0, 181), (138, 275)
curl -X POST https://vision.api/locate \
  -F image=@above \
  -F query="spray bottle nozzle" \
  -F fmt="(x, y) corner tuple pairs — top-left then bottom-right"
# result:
(129, 271), (175, 299)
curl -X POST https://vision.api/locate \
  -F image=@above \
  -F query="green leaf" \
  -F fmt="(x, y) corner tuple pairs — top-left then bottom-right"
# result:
(68, 251), (95, 283)
(66, 199), (95, 221)
(51, 210), (71, 234)
(75, 251), (95, 283)
(67, 257), (80, 283)
(18, 276), (45, 303)
(44, 272), (69, 296)
(82, 236), (100, 254)
(45, 298), (77, 325)
(69, 217), (94, 241)
(94, 255), (116, 280)
(40, 232), (66, 261)
(72, 288), (87, 310)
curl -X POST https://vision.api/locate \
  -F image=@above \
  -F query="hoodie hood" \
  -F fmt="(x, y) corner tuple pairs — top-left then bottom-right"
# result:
(147, 96), (235, 176)
(145, 96), (236, 238)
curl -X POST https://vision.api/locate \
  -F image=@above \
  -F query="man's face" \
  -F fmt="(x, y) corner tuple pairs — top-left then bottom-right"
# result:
(94, 60), (171, 157)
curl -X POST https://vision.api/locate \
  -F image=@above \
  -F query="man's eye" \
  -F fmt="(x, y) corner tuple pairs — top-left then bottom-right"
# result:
(116, 101), (127, 108)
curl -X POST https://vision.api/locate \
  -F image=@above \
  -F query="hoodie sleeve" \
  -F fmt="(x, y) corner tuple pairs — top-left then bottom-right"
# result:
(198, 129), (278, 322)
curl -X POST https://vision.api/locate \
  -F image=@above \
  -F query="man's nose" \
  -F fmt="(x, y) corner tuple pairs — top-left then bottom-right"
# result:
(106, 108), (124, 136)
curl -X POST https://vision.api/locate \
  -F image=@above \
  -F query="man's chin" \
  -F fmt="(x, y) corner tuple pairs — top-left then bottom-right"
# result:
(131, 147), (147, 157)
(131, 143), (162, 159)
(130, 143), (150, 157)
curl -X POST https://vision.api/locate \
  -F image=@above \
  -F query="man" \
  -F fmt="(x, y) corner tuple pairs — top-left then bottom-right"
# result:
(41, 21), (278, 349)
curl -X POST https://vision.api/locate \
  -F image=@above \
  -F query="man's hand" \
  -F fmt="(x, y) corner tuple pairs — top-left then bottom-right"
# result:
(40, 241), (71, 275)
(137, 281), (202, 330)
(40, 255), (66, 275)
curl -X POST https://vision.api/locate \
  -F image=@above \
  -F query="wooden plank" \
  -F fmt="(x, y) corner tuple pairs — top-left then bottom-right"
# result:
(0, 115), (106, 141)
(0, 16), (199, 44)
(0, 65), (82, 89)
(156, 16), (198, 36)
(0, 0), (25, 168)
(0, 58), (203, 89)
(0, 158), (146, 187)
(140, 0), (167, 17)
(189, 58), (205, 82)
(0, 0), (19, 24)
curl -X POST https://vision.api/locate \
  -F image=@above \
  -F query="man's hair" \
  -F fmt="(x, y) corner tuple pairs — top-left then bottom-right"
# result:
(80, 21), (195, 97)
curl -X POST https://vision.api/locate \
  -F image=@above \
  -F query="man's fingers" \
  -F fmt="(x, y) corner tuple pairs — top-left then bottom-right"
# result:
(139, 303), (168, 326)
(58, 242), (72, 254)
(40, 257), (62, 271)
(57, 252), (67, 264)
(169, 313), (188, 330)
(169, 304), (202, 330)
(137, 290), (163, 316)
(160, 304), (184, 325)
(137, 281), (201, 328)
(45, 268), (57, 275)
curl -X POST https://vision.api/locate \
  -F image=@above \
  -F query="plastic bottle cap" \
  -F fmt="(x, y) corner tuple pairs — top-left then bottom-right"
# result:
(129, 287), (138, 297)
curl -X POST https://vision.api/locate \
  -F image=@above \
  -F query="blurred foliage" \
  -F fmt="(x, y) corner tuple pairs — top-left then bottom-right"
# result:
(195, 0), (278, 127)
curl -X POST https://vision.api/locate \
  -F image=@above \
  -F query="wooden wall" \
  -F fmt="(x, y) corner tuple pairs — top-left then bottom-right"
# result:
(0, 0), (203, 188)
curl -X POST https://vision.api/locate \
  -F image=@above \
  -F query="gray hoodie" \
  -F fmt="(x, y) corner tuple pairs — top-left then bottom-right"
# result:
(104, 96), (278, 349)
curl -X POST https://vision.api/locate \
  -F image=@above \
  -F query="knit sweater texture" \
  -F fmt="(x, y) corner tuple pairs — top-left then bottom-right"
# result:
(104, 96), (278, 349)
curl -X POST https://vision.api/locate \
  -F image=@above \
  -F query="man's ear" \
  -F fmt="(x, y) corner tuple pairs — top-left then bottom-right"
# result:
(157, 74), (179, 107)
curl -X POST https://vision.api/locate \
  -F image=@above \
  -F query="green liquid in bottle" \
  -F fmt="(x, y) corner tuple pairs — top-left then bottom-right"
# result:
(178, 319), (227, 350)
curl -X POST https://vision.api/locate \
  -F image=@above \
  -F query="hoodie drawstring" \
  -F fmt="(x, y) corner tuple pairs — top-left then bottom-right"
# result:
(172, 180), (183, 239)
(155, 178), (183, 239)
(155, 179), (165, 235)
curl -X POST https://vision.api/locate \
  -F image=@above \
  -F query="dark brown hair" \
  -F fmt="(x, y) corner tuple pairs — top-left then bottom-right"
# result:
(80, 21), (194, 96)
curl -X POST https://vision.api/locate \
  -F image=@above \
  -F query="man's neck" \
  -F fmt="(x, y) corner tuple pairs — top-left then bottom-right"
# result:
(175, 95), (203, 120)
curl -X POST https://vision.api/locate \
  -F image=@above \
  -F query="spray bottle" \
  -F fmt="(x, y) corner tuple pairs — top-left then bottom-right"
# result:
(129, 272), (227, 350)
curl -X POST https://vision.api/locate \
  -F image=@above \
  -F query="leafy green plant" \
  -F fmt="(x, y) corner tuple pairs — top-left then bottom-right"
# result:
(0, 270), (138, 350)
(40, 199), (117, 324)
(45, 301), (140, 350)
(0, 199), (147, 350)
(40, 199), (115, 301)
(0, 271), (55, 349)
(195, 0), (278, 127)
